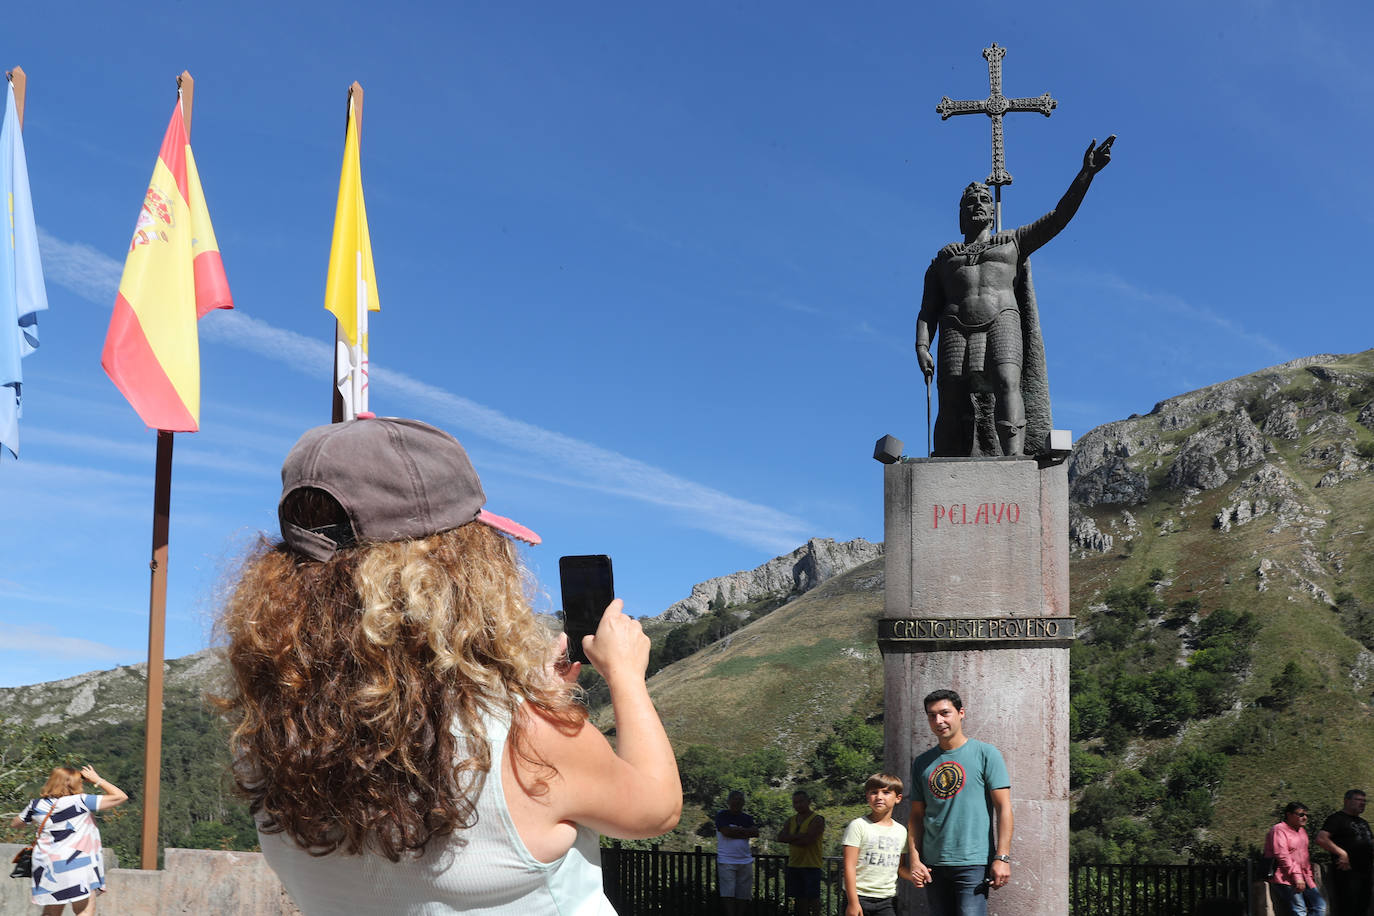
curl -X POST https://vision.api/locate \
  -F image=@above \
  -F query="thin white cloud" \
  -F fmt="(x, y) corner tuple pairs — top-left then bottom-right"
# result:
(37, 230), (814, 554)
(3, 459), (148, 492)
(199, 310), (332, 366)
(774, 295), (823, 316)
(18, 427), (278, 478)
(369, 366), (811, 553)
(36, 228), (124, 304)
(0, 624), (129, 661)
(1055, 267), (1287, 360)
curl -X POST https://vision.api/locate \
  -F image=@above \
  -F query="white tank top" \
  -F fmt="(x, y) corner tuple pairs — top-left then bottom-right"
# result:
(259, 708), (614, 915)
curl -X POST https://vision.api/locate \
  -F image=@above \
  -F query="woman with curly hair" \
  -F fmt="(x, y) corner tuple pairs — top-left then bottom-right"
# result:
(10, 764), (127, 914)
(215, 417), (680, 914)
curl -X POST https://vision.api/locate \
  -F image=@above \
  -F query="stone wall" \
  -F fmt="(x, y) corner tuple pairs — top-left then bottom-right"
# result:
(0, 845), (299, 915)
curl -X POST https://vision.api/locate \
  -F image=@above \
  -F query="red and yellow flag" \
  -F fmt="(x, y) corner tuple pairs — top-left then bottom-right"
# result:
(101, 100), (232, 432)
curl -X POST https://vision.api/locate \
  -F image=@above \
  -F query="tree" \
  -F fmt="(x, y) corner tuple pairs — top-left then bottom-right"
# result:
(0, 722), (64, 841)
(809, 714), (883, 803)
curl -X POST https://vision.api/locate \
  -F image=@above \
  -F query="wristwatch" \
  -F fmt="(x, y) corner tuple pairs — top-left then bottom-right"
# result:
(993, 854), (1011, 863)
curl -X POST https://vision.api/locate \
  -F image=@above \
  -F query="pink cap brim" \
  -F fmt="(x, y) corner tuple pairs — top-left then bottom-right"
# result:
(478, 509), (541, 545)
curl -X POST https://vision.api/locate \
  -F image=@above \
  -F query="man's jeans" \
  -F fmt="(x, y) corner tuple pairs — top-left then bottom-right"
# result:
(926, 865), (990, 916)
(1268, 881), (1327, 916)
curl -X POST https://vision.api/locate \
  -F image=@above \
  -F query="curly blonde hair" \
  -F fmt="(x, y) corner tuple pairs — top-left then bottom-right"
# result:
(214, 522), (585, 861)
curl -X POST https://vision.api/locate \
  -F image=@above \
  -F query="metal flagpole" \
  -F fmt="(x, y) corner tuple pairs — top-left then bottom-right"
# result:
(138, 69), (194, 871)
(141, 428), (172, 870)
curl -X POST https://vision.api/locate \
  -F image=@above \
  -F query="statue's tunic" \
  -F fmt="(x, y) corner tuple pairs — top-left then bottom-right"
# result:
(920, 232), (1052, 457)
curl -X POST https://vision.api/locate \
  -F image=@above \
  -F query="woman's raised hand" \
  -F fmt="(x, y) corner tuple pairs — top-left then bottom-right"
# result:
(582, 599), (649, 685)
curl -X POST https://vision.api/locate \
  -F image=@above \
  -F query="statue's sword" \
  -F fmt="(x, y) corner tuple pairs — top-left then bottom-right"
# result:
(925, 374), (932, 458)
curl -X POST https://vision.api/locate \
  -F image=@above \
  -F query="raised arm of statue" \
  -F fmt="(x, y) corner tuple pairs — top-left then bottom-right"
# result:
(1014, 134), (1115, 257)
(915, 261), (942, 379)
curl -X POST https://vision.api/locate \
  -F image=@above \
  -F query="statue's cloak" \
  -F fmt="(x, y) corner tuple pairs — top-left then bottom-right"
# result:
(1016, 257), (1052, 458)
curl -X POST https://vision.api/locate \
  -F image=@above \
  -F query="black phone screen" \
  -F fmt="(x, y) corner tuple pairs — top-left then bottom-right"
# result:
(559, 555), (614, 667)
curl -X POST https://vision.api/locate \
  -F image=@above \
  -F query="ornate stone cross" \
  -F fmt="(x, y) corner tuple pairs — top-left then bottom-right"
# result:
(936, 43), (1056, 188)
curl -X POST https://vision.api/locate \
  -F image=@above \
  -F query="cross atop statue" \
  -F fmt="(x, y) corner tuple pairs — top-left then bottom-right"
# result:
(936, 43), (1056, 199)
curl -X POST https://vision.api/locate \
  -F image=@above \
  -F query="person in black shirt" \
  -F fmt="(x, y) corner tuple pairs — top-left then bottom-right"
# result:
(1317, 789), (1373, 916)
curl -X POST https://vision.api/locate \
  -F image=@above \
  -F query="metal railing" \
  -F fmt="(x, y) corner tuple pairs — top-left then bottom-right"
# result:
(601, 845), (845, 915)
(601, 845), (1253, 915)
(1070, 862), (1252, 915)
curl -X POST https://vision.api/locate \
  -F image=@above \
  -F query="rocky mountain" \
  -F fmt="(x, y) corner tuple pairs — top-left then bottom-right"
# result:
(640, 349), (1374, 858)
(0, 649), (224, 733)
(632, 555), (886, 756)
(646, 536), (882, 625)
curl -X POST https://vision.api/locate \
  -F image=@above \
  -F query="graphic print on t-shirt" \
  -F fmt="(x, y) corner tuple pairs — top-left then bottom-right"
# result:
(928, 761), (966, 799)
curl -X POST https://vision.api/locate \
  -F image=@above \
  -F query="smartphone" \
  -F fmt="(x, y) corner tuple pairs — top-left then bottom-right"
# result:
(559, 555), (614, 667)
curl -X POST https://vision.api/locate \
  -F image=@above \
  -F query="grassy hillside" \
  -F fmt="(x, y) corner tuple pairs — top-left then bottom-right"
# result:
(1066, 350), (1374, 860)
(629, 559), (884, 756)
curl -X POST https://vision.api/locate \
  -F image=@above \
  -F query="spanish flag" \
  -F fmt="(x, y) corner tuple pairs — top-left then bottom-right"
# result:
(324, 93), (379, 420)
(101, 99), (232, 432)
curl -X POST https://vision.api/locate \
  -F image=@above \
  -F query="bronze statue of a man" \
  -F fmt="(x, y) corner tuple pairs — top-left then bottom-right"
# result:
(917, 136), (1114, 457)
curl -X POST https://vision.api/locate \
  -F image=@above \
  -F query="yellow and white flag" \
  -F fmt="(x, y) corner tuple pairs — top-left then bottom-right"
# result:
(324, 93), (379, 419)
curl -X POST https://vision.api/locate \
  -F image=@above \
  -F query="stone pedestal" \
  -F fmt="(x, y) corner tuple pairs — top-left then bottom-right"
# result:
(882, 457), (1071, 916)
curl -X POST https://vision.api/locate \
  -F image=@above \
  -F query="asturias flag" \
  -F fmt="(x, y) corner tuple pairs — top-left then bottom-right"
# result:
(0, 79), (48, 460)
(101, 99), (232, 432)
(324, 95), (379, 419)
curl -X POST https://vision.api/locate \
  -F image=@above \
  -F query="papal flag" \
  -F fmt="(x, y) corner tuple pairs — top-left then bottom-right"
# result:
(101, 99), (232, 432)
(0, 79), (48, 459)
(324, 94), (379, 420)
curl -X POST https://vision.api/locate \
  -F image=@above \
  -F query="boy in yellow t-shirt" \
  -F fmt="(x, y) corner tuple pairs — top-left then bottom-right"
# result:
(842, 773), (909, 916)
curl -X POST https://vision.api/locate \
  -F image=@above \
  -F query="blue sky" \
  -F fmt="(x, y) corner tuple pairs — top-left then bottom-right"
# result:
(2, 1), (1369, 687)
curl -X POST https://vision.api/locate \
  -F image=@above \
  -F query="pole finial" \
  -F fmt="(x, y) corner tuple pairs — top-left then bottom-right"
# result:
(177, 71), (194, 136)
(6, 66), (26, 129)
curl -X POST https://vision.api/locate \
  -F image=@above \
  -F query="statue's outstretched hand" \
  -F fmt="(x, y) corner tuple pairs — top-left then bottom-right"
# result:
(1083, 135), (1115, 174)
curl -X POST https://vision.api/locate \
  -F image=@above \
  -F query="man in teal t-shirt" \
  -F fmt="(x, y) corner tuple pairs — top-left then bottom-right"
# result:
(906, 689), (1013, 916)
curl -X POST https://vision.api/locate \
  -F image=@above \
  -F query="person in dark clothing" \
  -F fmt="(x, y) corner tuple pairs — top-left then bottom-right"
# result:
(1317, 790), (1373, 916)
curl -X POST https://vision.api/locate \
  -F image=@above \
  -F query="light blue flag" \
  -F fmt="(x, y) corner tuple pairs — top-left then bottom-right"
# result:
(0, 79), (48, 460)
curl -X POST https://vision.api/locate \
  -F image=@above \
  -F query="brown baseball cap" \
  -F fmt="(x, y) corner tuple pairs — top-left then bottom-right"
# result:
(279, 417), (540, 561)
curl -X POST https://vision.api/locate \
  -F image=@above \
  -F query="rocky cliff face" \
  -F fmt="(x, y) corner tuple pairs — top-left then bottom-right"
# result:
(1064, 350), (1374, 648)
(649, 537), (884, 624)
(1068, 352), (1373, 528)
(0, 648), (224, 731)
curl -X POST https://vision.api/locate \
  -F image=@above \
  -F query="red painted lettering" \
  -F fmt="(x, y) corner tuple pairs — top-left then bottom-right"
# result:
(933, 505), (945, 528)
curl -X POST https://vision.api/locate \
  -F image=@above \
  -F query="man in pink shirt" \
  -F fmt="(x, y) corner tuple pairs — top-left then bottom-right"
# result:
(1265, 802), (1327, 916)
